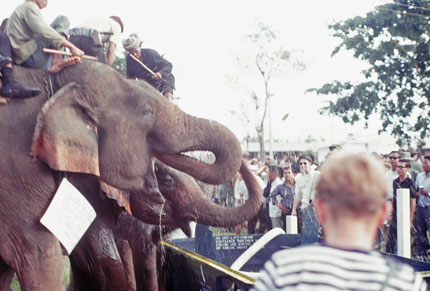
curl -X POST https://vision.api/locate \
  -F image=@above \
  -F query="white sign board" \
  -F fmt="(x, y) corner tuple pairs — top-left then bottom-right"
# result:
(40, 178), (96, 254)
(397, 188), (411, 258)
(286, 215), (298, 234)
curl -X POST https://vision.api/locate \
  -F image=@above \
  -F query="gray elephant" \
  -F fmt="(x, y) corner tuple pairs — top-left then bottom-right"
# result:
(68, 159), (261, 291)
(0, 61), (247, 290)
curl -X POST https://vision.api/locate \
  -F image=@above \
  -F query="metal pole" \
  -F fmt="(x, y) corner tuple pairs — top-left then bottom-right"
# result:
(269, 95), (273, 159)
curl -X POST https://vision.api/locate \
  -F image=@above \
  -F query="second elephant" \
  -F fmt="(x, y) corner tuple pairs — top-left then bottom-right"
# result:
(68, 159), (261, 291)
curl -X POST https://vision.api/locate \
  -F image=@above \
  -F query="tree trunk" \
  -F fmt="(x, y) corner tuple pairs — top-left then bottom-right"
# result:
(258, 127), (265, 160)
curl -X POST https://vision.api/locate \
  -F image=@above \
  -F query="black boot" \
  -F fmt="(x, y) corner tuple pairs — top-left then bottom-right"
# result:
(0, 67), (41, 99)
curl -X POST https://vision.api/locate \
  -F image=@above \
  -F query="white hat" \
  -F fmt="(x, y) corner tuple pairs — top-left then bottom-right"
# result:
(122, 33), (143, 51)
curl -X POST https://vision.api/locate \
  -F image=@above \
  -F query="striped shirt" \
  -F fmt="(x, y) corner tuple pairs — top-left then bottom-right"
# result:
(251, 244), (426, 291)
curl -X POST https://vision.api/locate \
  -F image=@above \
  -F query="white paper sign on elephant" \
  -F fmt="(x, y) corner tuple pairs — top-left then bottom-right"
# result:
(40, 178), (96, 254)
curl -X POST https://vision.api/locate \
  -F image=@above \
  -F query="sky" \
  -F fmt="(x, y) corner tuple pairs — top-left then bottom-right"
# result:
(2, 0), (399, 151)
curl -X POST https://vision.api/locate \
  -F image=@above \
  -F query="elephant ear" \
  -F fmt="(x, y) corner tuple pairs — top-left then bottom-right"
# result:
(100, 181), (132, 215)
(31, 83), (100, 176)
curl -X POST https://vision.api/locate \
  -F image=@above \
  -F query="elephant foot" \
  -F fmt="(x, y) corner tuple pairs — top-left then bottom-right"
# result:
(49, 56), (81, 74)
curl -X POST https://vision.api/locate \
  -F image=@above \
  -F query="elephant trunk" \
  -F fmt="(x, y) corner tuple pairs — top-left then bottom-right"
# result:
(182, 162), (262, 227)
(153, 103), (242, 185)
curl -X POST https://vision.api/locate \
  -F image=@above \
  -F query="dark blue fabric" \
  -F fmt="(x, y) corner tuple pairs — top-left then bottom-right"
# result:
(69, 35), (107, 64)
(21, 38), (51, 69)
(126, 48), (175, 94)
(0, 31), (12, 67)
(300, 205), (319, 245)
(270, 182), (295, 210)
(414, 206), (430, 256)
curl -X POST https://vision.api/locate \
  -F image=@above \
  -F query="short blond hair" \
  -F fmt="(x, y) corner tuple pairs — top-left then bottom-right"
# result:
(315, 153), (387, 216)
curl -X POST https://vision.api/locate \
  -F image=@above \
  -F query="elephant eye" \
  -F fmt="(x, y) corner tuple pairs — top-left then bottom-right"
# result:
(162, 175), (175, 188)
(142, 104), (153, 116)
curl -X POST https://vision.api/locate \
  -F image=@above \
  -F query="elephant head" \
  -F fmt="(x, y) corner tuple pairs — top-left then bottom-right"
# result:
(130, 159), (262, 235)
(28, 61), (243, 199)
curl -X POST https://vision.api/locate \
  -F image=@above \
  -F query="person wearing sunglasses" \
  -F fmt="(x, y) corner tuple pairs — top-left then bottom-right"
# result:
(291, 153), (320, 234)
(385, 151), (401, 203)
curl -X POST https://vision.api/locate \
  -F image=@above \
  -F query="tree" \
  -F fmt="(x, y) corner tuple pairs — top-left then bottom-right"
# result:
(308, 0), (430, 146)
(232, 21), (305, 159)
(113, 51), (127, 76)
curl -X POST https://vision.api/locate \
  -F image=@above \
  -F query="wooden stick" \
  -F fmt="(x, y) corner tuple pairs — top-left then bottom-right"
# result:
(43, 48), (98, 61)
(129, 53), (156, 76)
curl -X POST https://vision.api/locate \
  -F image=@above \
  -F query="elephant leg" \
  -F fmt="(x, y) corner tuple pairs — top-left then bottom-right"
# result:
(129, 240), (158, 291)
(70, 217), (128, 291)
(114, 212), (159, 291)
(0, 258), (14, 291)
(66, 174), (129, 291)
(143, 244), (159, 291)
(1, 235), (65, 291)
(117, 240), (136, 291)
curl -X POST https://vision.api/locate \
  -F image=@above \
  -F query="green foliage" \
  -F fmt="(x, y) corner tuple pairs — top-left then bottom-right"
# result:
(309, 0), (430, 145)
(113, 51), (127, 76)
(11, 274), (19, 291)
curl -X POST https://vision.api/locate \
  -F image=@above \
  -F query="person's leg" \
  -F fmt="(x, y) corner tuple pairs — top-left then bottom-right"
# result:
(164, 91), (173, 101)
(257, 205), (268, 233)
(300, 206), (319, 243)
(22, 38), (80, 74)
(385, 219), (397, 254)
(0, 32), (12, 66)
(422, 208), (430, 259)
(271, 217), (282, 229)
(0, 31), (40, 98)
(281, 213), (287, 231)
(414, 208), (429, 259)
(266, 203), (272, 230)
(69, 35), (107, 64)
(235, 224), (242, 235)
(247, 214), (257, 234)
(21, 39), (51, 69)
(48, 53), (80, 74)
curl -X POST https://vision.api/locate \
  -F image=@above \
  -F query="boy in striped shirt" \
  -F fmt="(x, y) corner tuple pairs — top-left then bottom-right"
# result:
(252, 153), (426, 291)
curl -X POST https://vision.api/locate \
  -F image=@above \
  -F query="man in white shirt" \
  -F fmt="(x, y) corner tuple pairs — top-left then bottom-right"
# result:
(291, 153), (320, 236)
(234, 164), (265, 234)
(291, 154), (320, 217)
(385, 150), (401, 203)
(69, 16), (123, 65)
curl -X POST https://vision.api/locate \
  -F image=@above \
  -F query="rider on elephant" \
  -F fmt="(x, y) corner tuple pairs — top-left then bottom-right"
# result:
(0, 19), (40, 99)
(7, 0), (84, 74)
(69, 16), (124, 65)
(123, 33), (176, 101)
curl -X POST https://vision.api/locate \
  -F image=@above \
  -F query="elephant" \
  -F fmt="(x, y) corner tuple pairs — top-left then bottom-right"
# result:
(67, 158), (261, 291)
(0, 60), (246, 290)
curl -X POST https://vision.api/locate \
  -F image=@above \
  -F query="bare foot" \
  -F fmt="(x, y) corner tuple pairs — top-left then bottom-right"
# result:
(164, 92), (173, 102)
(0, 96), (8, 105)
(49, 56), (81, 74)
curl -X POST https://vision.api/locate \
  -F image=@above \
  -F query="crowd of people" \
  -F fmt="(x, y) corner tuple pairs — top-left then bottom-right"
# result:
(213, 148), (325, 236)
(252, 152), (427, 290)
(0, 0), (175, 101)
(212, 145), (430, 263)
